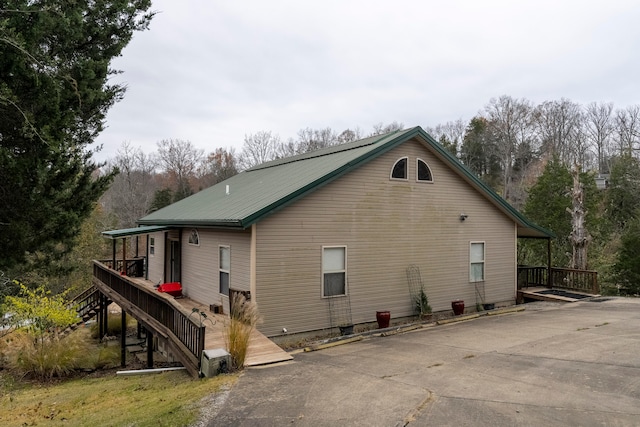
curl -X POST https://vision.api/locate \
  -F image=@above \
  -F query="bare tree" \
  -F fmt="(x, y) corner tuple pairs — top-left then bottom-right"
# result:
(296, 127), (339, 152)
(239, 131), (280, 170)
(370, 121), (404, 136)
(483, 96), (536, 203)
(614, 105), (640, 156)
(101, 141), (158, 228)
(585, 102), (614, 174)
(156, 139), (204, 201)
(568, 164), (591, 270)
(534, 98), (584, 166)
(198, 147), (239, 189)
(426, 119), (466, 157)
(274, 137), (299, 159)
(337, 128), (363, 143)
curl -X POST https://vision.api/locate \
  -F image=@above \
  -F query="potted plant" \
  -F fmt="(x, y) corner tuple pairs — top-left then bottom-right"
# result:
(415, 288), (432, 320)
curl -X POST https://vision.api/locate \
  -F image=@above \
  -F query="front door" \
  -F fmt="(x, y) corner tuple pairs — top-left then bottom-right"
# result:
(169, 239), (181, 283)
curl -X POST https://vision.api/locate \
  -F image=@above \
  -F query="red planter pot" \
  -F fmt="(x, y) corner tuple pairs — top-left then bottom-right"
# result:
(451, 300), (465, 315)
(376, 310), (391, 329)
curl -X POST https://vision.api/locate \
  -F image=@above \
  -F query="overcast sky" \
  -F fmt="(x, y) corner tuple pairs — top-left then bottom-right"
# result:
(94, 0), (640, 162)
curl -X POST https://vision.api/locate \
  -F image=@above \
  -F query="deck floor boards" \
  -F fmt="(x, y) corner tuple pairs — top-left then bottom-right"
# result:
(127, 278), (292, 367)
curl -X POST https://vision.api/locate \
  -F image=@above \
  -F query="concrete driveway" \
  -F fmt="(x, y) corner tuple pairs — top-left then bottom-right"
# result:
(211, 298), (640, 426)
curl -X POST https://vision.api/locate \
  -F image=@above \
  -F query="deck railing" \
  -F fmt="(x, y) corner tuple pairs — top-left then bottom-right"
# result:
(92, 261), (205, 376)
(550, 267), (599, 294)
(517, 266), (599, 294)
(517, 266), (548, 289)
(70, 285), (102, 320)
(99, 258), (145, 278)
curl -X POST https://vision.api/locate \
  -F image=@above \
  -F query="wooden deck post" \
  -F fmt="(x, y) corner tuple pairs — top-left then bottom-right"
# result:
(122, 237), (126, 275)
(547, 238), (552, 287)
(112, 240), (116, 270)
(121, 311), (127, 368)
(146, 330), (154, 369)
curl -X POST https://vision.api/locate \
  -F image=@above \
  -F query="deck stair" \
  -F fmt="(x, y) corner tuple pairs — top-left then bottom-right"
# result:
(61, 286), (110, 336)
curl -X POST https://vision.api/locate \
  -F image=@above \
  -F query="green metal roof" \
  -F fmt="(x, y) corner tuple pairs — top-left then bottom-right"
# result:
(137, 126), (553, 239)
(102, 225), (171, 239)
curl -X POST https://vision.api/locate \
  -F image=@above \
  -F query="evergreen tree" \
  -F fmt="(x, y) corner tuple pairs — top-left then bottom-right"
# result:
(0, 1), (153, 270)
(612, 216), (640, 295)
(605, 154), (640, 233)
(522, 158), (573, 267)
(460, 117), (501, 191)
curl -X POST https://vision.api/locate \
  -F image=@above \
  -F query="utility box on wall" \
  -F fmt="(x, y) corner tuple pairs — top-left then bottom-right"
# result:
(200, 348), (230, 377)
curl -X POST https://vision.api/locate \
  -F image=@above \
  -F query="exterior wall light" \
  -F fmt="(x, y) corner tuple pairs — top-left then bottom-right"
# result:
(459, 213), (468, 221)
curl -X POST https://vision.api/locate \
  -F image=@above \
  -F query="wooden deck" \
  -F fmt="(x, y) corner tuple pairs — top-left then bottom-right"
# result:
(518, 287), (600, 303)
(127, 277), (292, 367)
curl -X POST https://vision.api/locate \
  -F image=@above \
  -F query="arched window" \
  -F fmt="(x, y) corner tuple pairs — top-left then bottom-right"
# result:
(188, 229), (200, 246)
(417, 158), (433, 182)
(391, 157), (408, 180)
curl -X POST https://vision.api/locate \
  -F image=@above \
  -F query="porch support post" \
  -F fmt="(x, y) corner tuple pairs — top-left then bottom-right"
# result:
(146, 331), (154, 369)
(547, 238), (552, 288)
(122, 237), (127, 275)
(120, 311), (127, 368)
(135, 236), (139, 258)
(112, 240), (116, 270)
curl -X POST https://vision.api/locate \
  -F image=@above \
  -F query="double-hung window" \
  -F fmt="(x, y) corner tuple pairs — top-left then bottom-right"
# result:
(322, 246), (346, 297)
(470, 242), (485, 282)
(149, 237), (155, 256)
(219, 246), (230, 295)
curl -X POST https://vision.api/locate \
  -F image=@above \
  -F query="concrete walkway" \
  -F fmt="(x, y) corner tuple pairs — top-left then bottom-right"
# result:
(211, 297), (640, 426)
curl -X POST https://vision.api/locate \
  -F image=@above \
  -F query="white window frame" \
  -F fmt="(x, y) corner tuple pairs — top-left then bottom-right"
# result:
(219, 245), (230, 295)
(188, 229), (200, 246)
(322, 246), (347, 298)
(390, 157), (408, 181)
(416, 158), (434, 183)
(149, 237), (155, 256)
(470, 241), (485, 282)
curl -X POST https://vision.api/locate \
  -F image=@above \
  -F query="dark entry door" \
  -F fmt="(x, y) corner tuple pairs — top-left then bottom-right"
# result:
(169, 240), (181, 283)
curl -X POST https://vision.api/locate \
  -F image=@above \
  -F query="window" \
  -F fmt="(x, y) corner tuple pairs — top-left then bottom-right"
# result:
(149, 237), (155, 256)
(391, 157), (408, 180)
(219, 246), (230, 295)
(188, 229), (200, 246)
(470, 242), (485, 282)
(323, 246), (346, 297)
(417, 158), (433, 182)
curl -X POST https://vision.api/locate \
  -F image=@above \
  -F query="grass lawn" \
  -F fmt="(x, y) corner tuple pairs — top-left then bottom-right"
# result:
(0, 369), (237, 426)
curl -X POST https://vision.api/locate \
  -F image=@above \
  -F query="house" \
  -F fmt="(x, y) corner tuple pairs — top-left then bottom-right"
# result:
(121, 126), (552, 338)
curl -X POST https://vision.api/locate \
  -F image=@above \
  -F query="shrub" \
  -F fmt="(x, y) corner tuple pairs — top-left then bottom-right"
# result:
(223, 294), (260, 371)
(6, 331), (85, 379)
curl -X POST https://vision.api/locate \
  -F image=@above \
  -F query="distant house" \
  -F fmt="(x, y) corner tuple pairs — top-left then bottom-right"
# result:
(124, 126), (551, 337)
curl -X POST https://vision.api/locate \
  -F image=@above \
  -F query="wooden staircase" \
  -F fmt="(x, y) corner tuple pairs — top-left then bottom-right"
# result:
(62, 286), (110, 336)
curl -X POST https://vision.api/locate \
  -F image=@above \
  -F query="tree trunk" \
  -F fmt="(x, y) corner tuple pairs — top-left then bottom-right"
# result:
(567, 165), (591, 270)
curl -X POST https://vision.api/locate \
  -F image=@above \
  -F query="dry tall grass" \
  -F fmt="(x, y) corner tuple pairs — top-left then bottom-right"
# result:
(223, 293), (260, 370)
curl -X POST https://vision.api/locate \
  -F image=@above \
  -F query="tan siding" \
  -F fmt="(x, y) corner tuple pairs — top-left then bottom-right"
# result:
(181, 228), (251, 310)
(147, 232), (165, 285)
(255, 138), (516, 336)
